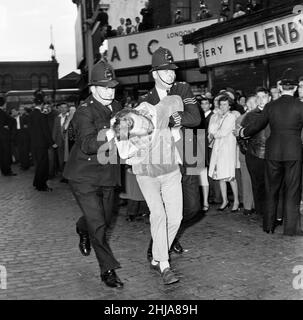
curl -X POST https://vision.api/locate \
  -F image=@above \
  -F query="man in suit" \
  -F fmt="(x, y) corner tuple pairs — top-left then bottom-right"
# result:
(52, 102), (70, 179)
(63, 61), (123, 288)
(11, 107), (31, 170)
(28, 93), (56, 191)
(139, 47), (204, 260)
(236, 69), (303, 236)
(0, 100), (16, 176)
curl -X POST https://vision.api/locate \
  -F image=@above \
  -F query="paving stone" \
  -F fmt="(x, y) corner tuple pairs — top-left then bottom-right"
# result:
(1, 165), (303, 299)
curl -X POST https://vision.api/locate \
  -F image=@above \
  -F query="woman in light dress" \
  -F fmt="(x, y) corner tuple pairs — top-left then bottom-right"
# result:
(208, 95), (240, 212)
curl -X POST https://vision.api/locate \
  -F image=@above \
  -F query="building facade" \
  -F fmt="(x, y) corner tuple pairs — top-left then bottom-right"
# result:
(183, 0), (303, 94)
(0, 61), (59, 95)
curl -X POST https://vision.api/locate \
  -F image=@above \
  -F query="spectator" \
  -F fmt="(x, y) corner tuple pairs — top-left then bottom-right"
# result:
(52, 102), (70, 181)
(220, 0), (231, 21)
(125, 18), (135, 34)
(0, 104), (16, 176)
(28, 93), (56, 191)
(174, 9), (184, 24)
(233, 3), (246, 18)
(11, 107), (31, 170)
(247, 0), (262, 13)
(117, 18), (126, 36)
(196, 3), (212, 20)
(237, 95), (247, 111)
(208, 95), (240, 212)
(134, 16), (141, 32)
(106, 25), (117, 37)
(236, 96), (256, 215)
(198, 97), (214, 212)
(270, 85), (280, 101)
(97, 8), (108, 28)
(140, 1), (154, 31)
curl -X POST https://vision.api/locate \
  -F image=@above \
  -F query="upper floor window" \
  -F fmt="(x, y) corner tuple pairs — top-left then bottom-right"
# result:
(40, 74), (49, 89)
(31, 74), (39, 89)
(3, 75), (13, 91)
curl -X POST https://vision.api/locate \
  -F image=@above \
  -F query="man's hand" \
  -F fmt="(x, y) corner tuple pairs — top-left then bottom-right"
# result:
(52, 143), (58, 149)
(233, 124), (242, 137)
(168, 111), (182, 127)
(3, 125), (9, 130)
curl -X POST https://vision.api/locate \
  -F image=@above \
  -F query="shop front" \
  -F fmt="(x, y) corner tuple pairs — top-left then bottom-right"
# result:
(106, 18), (217, 99)
(183, 1), (303, 95)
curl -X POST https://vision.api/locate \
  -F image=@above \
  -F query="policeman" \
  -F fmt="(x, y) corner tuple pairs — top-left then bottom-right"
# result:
(140, 47), (205, 260)
(237, 68), (303, 236)
(63, 61), (124, 288)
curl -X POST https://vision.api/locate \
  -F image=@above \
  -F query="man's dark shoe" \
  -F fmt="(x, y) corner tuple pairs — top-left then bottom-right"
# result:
(36, 186), (53, 192)
(171, 240), (183, 254)
(243, 209), (253, 216)
(60, 178), (68, 183)
(101, 269), (124, 288)
(3, 172), (17, 176)
(76, 227), (91, 256)
(284, 230), (303, 236)
(161, 267), (179, 285)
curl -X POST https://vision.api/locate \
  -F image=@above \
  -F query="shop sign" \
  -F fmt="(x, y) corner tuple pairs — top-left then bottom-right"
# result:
(107, 19), (217, 70)
(196, 13), (303, 67)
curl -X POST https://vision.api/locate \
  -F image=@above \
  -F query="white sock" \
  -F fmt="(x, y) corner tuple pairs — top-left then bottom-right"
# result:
(151, 259), (158, 266)
(159, 261), (170, 272)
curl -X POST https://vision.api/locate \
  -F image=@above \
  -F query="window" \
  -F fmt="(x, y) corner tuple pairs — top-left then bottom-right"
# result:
(175, 0), (191, 22)
(31, 74), (39, 89)
(40, 74), (49, 89)
(3, 75), (13, 91)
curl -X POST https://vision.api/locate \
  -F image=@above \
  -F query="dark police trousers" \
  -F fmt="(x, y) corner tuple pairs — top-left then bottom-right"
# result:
(265, 160), (302, 235)
(70, 181), (121, 274)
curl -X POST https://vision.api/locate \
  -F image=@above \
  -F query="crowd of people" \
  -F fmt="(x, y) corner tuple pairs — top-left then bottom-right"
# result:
(1, 42), (302, 290)
(0, 92), (76, 190)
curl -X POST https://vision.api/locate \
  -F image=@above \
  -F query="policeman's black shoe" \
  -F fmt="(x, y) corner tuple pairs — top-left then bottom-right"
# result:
(76, 227), (91, 256)
(101, 270), (124, 288)
(171, 240), (184, 254)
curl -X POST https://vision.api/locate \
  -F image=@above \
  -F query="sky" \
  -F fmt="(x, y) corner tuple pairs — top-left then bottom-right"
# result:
(0, 0), (78, 78)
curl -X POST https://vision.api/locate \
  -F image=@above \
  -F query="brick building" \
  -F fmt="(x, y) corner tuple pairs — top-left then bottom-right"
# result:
(0, 60), (59, 95)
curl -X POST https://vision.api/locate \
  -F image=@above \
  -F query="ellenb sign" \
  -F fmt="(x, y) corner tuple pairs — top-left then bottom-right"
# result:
(107, 19), (217, 70)
(196, 14), (303, 67)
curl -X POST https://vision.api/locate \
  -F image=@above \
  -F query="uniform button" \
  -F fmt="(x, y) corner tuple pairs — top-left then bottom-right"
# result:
(88, 157), (91, 161)
(189, 139), (192, 142)
(104, 126), (107, 128)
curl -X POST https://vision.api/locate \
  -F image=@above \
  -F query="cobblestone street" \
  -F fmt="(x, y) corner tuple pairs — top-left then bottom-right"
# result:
(1, 165), (303, 300)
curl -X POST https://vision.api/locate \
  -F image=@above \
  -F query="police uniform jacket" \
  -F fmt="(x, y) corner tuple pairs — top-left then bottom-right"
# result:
(243, 95), (303, 161)
(63, 96), (122, 186)
(139, 82), (205, 169)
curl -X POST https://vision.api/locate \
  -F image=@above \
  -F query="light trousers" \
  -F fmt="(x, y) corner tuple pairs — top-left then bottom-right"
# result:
(136, 169), (183, 262)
